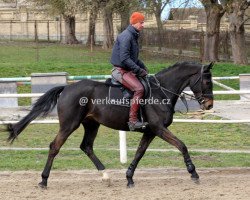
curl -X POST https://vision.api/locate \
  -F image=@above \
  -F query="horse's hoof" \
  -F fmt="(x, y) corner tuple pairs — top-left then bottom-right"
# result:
(127, 183), (135, 188)
(38, 182), (47, 189)
(191, 177), (200, 184)
(102, 178), (111, 187)
(101, 171), (111, 187)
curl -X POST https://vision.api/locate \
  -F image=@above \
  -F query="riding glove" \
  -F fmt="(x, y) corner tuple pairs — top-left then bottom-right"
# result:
(137, 68), (148, 77)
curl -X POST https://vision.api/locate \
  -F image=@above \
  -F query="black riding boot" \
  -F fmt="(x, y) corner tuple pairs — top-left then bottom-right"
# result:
(128, 101), (148, 131)
(128, 121), (148, 131)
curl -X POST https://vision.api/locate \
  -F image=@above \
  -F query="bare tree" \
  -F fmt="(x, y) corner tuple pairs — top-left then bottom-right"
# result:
(221, 0), (250, 64)
(86, 0), (101, 46)
(119, 4), (130, 32)
(86, 0), (139, 48)
(142, 0), (170, 51)
(101, 0), (114, 49)
(113, 0), (131, 32)
(200, 0), (225, 62)
(29, 0), (87, 44)
(114, 0), (142, 32)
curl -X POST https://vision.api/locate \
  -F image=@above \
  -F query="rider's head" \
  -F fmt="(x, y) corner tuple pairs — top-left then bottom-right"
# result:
(130, 12), (145, 31)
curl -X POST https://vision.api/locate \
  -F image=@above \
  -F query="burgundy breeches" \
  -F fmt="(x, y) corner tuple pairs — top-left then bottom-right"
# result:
(116, 68), (144, 122)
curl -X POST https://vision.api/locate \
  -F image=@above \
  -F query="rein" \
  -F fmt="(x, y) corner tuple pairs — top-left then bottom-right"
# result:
(150, 75), (189, 112)
(149, 65), (209, 112)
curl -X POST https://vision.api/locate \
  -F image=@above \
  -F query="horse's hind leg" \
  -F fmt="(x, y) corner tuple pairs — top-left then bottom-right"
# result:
(157, 128), (199, 181)
(126, 132), (155, 188)
(80, 120), (105, 171)
(39, 123), (80, 188)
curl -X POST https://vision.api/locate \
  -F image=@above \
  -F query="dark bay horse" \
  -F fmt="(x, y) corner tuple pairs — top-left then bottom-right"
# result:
(6, 61), (214, 188)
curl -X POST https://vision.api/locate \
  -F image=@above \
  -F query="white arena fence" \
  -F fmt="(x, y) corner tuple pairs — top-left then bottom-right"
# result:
(1, 91), (250, 164)
(1, 90), (250, 98)
(0, 75), (250, 163)
(0, 75), (241, 82)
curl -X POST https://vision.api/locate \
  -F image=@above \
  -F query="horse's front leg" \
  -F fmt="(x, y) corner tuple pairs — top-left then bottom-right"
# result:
(126, 132), (155, 188)
(157, 128), (199, 181)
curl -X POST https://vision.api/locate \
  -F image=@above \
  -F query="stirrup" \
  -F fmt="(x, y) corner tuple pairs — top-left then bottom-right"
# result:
(127, 121), (148, 131)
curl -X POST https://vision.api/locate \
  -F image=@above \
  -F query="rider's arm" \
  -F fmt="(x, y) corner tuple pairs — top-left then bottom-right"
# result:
(119, 35), (141, 74)
(137, 59), (148, 72)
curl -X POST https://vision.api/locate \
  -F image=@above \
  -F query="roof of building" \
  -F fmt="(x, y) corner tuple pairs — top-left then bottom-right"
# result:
(168, 8), (206, 23)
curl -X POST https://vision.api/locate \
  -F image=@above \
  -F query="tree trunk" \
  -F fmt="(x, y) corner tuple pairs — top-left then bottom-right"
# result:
(155, 12), (164, 51)
(86, 3), (99, 46)
(203, 3), (224, 62)
(120, 9), (130, 33)
(63, 15), (79, 44)
(227, 0), (248, 65)
(102, 7), (114, 49)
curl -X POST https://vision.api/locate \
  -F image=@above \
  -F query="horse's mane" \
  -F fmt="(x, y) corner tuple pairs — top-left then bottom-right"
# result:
(156, 61), (202, 76)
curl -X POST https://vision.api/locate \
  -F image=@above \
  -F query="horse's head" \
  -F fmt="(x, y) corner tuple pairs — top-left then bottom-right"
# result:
(189, 62), (214, 110)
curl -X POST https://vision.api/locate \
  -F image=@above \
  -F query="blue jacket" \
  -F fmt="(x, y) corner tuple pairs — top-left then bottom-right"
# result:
(110, 25), (146, 74)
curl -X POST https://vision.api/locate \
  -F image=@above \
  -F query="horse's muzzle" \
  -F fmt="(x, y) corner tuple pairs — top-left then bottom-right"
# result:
(201, 98), (213, 110)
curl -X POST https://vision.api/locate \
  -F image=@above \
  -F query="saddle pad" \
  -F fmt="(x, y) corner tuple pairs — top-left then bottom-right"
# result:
(108, 87), (131, 107)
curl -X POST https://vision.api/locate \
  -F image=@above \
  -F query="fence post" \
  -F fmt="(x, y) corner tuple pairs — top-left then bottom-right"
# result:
(223, 31), (230, 61)
(59, 16), (62, 42)
(34, 20), (38, 42)
(47, 20), (50, 42)
(0, 82), (18, 107)
(34, 20), (39, 62)
(91, 34), (93, 52)
(199, 30), (204, 62)
(31, 72), (68, 114)
(10, 20), (13, 41)
(239, 74), (250, 100)
(119, 131), (127, 163)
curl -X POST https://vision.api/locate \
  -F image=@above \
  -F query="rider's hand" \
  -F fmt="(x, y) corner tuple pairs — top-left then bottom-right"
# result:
(138, 68), (148, 77)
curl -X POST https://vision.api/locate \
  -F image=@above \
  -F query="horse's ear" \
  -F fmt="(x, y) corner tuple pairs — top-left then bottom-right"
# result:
(208, 61), (215, 70)
(203, 62), (214, 72)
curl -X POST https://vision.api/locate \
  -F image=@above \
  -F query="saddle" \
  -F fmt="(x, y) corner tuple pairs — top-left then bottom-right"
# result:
(105, 77), (150, 107)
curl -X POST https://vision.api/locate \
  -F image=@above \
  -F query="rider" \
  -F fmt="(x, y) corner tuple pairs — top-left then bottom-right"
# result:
(110, 12), (148, 131)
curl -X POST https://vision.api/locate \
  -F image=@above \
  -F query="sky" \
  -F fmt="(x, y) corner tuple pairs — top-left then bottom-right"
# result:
(162, 0), (203, 20)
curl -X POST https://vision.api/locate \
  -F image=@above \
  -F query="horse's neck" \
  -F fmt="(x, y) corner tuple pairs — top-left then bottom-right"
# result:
(156, 68), (195, 94)
(154, 66), (198, 105)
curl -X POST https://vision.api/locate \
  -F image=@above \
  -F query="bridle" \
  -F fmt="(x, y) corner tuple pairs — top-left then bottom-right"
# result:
(188, 65), (213, 104)
(150, 65), (213, 108)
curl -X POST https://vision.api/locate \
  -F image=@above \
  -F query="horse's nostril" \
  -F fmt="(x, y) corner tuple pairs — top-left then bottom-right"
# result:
(208, 105), (213, 110)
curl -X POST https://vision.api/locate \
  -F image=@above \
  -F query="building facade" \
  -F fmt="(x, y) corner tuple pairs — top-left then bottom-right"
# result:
(1, 1), (249, 43)
(0, 1), (156, 43)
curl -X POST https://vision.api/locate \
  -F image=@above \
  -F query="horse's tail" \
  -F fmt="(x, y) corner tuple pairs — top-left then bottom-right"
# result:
(6, 86), (65, 143)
